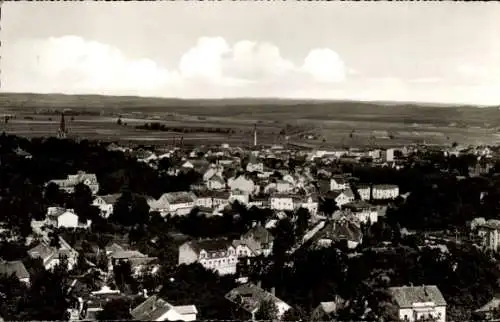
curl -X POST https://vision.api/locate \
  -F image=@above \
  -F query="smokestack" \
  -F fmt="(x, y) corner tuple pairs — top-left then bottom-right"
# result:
(253, 124), (257, 147)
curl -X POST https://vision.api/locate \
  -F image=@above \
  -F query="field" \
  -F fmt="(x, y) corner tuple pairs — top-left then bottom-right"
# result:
(0, 92), (499, 148)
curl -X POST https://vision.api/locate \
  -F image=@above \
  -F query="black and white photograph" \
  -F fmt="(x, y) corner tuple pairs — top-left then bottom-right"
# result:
(1, 2), (500, 321)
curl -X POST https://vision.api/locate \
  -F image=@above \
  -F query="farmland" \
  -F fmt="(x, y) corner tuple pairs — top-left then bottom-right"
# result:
(0, 92), (499, 148)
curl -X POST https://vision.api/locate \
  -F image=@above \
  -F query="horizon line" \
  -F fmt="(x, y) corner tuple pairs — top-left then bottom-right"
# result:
(0, 91), (497, 108)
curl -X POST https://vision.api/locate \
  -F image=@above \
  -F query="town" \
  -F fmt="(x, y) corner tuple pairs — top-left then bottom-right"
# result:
(1, 119), (500, 322)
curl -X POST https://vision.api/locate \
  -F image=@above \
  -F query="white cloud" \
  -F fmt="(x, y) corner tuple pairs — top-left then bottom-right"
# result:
(301, 48), (346, 83)
(2, 35), (349, 97)
(2, 35), (500, 105)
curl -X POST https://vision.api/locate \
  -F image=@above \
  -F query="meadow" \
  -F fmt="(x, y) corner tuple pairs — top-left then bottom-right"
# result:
(0, 92), (499, 148)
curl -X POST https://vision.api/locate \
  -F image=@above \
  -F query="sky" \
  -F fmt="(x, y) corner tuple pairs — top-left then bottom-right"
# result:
(2, 2), (500, 105)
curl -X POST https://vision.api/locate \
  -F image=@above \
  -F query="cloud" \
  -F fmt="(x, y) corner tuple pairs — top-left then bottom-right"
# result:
(2, 35), (499, 105)
(2, 35), (348, 97)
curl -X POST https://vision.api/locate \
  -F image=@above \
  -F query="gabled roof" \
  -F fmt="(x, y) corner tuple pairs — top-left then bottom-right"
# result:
(99, 194), (121, 205)
(131, 295), (196, 321)
(110, 250), (146, 260)
(173, 304), (198, 315)
(388, 285), (447, 308)
(186, 238), (233, 255)
(225, 283), (290, 314)
(0, 260), (30, 280)
(28, 243), (55, 261)
(318, 219), (363, 243)
(373, 184), (399, 190)
(242, 225), (274, 244)
(475, 297), (500, 313)
(157, 191), (197, 205)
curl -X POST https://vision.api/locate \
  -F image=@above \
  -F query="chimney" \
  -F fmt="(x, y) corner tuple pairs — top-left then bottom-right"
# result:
(257, 280), (262, 288)
(271, 287), (276, 296)
(252, 221), (257, 228)
(253, 124), (258, 147)
(143, 289), (148, 298)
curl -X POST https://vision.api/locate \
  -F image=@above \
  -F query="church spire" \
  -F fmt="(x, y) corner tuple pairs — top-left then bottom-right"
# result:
(57, 112), (67, 139)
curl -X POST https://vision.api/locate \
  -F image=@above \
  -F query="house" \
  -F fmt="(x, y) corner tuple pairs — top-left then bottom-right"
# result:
(213, 190), (231, 207)
(92, 194), (121, 219)
(474, 297), (500, 320)
(229, 190), (249, 205)
(148, 192), (197, 216)
(275, 180), (294, 193)
(310, 296), (345, 321)
(228, 175), (257, 195)
(79, 286), (123, 320)
(388, 285), (446, 322)
(356, 184), (371, 201)
(225, 283), (291, 320)
(313, 216), (363, 249)
(48, 171), (99, 195)
(0, 260), (30, 284)
(239, 223), (274, 257)
(28, 237), (78, 271)
(382, 148), (395, 162)
(297, 194), (319, 216)
(194, 192), (214, 209)
(178, 239), (239, 275)
(203, 164), (224, 182)
(206, 173), (226, 190)
(342, 201), (378, 224)
(330, 176), (349, 191)
(131, 295), (198, 321)
(326, 190), (355, 208)
(372, 184), (399, 200)
(246, 154), (264, 173)
(270, 193), (296, 211)
(45, 207), (90, 229)
(109, 250), (158, 277)
(473, 219), (500, 252)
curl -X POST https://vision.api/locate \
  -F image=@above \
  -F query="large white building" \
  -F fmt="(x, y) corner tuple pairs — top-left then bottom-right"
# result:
(178, 239), (254, 275)
(371, 184), (399, 200)
(388, 285), (446, 322)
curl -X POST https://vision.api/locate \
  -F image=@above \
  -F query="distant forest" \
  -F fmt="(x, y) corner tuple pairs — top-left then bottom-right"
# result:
(135, 122), (237, 134)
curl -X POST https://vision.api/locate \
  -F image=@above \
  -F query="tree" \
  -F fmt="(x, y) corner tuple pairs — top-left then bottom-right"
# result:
(254, 299), (279, 321)
(96, 298), (132, 321)
(295, 208), (311, 237)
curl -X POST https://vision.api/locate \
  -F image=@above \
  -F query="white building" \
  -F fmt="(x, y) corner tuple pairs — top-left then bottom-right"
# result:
(330, 176), (349, 191)
(356, 185), (371, 201)
(342, 201), (378, 224)
(228, 175), (257, 195)
(229, 190), (249, 205)
(270, 194), (296, 211)
(383, 148), (396, 162)
(148, 192), (197, 216)
(297, 195), (319, 216)
(388, 285), (446, 322)
(178, 239), (253, 275)
(372, 184), (399, 200)
(92, 194), (121, 219)
(328, 189), (355, 208)
(45, 207), (90, 229)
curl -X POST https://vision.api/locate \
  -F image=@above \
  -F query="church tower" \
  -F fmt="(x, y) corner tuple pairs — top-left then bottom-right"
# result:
(57, 112), (68, 139)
